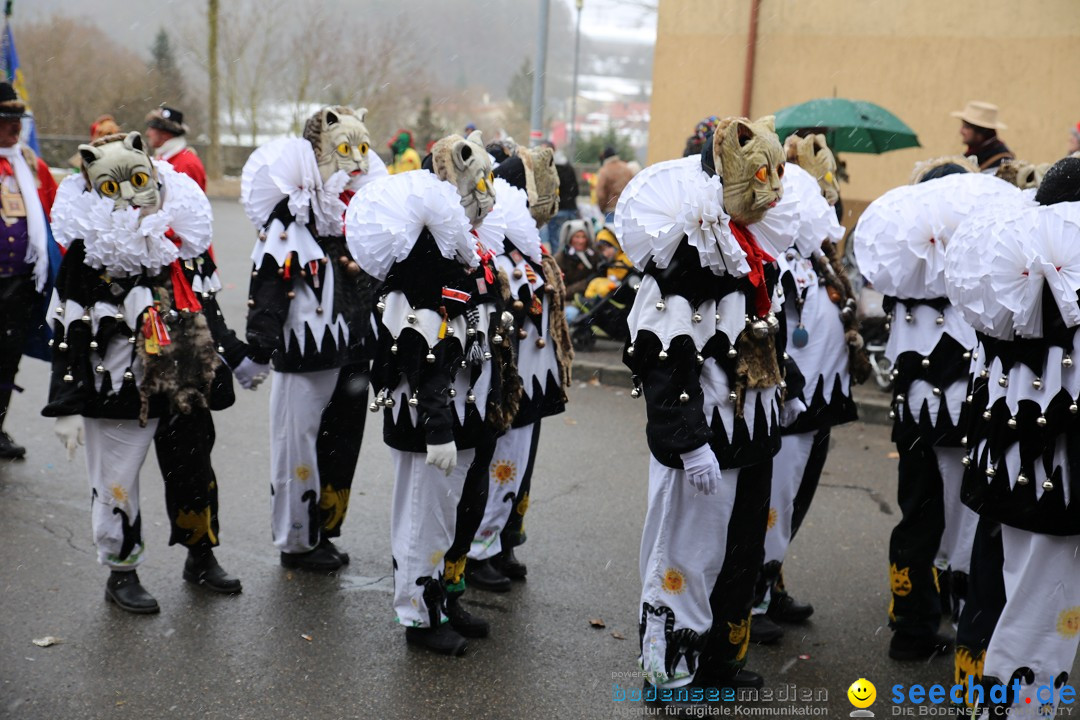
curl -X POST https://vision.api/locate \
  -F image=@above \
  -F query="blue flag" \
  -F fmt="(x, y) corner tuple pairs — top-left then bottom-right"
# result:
(1, 21), (40, 154)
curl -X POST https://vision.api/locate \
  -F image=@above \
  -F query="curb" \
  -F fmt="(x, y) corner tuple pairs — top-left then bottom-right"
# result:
(571, 360), (894, 427)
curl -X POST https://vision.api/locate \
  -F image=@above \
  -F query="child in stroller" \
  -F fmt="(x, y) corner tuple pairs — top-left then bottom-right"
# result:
(559, 224), (638, 351)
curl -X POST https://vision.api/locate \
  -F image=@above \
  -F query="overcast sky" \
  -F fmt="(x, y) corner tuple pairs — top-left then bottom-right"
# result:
(574, 0), (658, 43)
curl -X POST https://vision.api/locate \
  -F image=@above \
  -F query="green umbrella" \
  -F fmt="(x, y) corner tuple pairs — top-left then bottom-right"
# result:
(773, 98), (920, 154)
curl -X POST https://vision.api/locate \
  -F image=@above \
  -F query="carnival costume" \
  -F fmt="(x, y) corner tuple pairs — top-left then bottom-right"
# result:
(855, 165), (1018, 660)
(620, 116), (787, 694)
(44, 132), (240, 612)
(946, 157), (1080, 717)
(347, 131), (496, 656)
(241, 107), (385, 571)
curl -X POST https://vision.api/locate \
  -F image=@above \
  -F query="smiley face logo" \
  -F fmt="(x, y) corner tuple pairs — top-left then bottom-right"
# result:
(848, 678), (876, 709)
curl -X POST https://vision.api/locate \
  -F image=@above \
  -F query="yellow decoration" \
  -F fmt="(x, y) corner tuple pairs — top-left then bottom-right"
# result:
(491, 460), (517, 486)
(1057, 607), (1080, 637)
(444, 556), (467, 585)
(319, 485), (350, 531)
(890, 563), (912, 597)
(766, 507), (778, 530)
(516, 492), (530, 517)
(429, 550), (445, 567)
(295, 465), (313, 482)
(727, 617), (751, 661)
(109, 484), (129, 504)
(954, 646), (986, 709)
(661, 567), (685, 595)
(176, 506), (217, 546)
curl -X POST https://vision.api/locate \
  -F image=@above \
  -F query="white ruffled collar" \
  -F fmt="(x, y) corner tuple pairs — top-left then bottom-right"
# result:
(614, 156), (750, 277)
(51, 161), (213, 276)
(750, 163), (844, 259)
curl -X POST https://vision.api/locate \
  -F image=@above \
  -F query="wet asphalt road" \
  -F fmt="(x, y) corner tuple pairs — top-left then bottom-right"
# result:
(0, 200), (1053, 719)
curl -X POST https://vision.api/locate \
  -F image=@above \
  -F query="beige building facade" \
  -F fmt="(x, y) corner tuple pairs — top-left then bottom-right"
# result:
(649, 0), (1080, 207)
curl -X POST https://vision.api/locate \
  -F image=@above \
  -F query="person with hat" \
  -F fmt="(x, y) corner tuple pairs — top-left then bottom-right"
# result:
(950, 101), (1015, 172)
(68, 115), (123, 170)
(0, 81), (58, 459)
(145, 106), (206, 191)
(594, 145), (634, 223)
(387, 129), (421, 175)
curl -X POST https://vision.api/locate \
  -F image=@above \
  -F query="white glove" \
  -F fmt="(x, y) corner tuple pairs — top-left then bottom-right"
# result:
(233, 357), (270, 390)
(425, 442), (457, 476)
(680, 444), (721, 496)
(780, 396), (807, 427)
(54, 416), (84, 462)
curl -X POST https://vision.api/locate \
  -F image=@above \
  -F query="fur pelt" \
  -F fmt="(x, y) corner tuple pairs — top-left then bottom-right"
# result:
(817, 240), (871, 385)
(909, 155), (978, 184)
(541, 254), (574, 402)
(487, 269), (523, 432)
(734, 331), (782, 417)
(136, 279), (220, 425)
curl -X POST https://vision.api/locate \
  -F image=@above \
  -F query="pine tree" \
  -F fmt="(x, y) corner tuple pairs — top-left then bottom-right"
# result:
(149, 28), (185, 107)
(415, 96), (443, 150)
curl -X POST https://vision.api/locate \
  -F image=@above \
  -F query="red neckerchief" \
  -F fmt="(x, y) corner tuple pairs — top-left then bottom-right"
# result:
(472, 231), (495, 285)
(164, 228), (203, 312)
(728, 221), (774, 317)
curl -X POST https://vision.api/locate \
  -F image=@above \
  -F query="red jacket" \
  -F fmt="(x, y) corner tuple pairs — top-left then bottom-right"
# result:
(163, 147), (206, 191)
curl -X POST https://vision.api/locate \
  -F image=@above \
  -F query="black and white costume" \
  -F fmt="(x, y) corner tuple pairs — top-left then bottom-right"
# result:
(241, 138), (385, 557)
(346, 168), (485, 632)
(617, 155), (786, 687)
(855, 172), (1016, 651)
(45, 161), (224, 570)
(946, 174), (1080, 717)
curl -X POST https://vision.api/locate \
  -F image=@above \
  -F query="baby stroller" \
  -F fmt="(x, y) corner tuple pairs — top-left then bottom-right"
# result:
(568, 269), (641, 351)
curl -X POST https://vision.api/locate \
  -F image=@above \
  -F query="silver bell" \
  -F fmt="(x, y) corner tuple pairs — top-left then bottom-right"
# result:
(1064, 355), (1074, 368)
(998, 376), (1008, 388)
(81, 314), (91, 323)
(368, 401), (379, 413)
(492, 334), (503, 345)
(391, 343), (398, 354)
(466, 393), (476, 404)
(408, 395), (419, 407)
(630, 387), (641, 399)
(692, 313), (702, 323)
(658, 350), (668, 361)
(376, 301), (386, 313)
(1043, 479), (1055, 491)
(766, 314), (780, 334)
(728, 391), (737, 403)
(95, 364), (105, 374)
(1032, 378), (1042, 390)
(986, 466), (996, 478)
(655, 301), (666, 311)
(961, 455), (971, 466)
(1037, 415), (1047, 427)
(1007, 417), (1017, 429)
(935, 315), (945, 326)
(727, 347), (737, 359)
(627, 344), (635, 357)
(58, 341), (68, 351)
(407, 314), (417, 324)
(90, 341), (99, 349)
(1016, 473), (1029, 486)
(123, 370), (134, 381)
(449, 388), (457, 398)
(895, 393), (906, 403)
(982, 410), (992, 421)
(63, 373), (74, 383)
(467, 327), (477, 337)
(484, 351), (493, 360)
(1070, 403), (1079, 415)
(921, 357), (930, 368)
(963, 352), (971, 361)
(425, 352), (436, 363)
(696, 354), (704, 365)
(932, 387), (942, 397)
(445, 326), (454, 337)
(905, 313), (913, 323)
(888, 410), (896, 420)
(751, 320), (769, 339)
(679, 391), (690, 403)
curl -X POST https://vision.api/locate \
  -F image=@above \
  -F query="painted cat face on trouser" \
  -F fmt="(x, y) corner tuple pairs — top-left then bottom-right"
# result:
(431, 130), (495, 228)
(786, 133), (839, 206)
(713, 115), (785, 226)
(79, 132), (161, 217)
(312, 107), (371, 184)
(519, 146), (559, 227)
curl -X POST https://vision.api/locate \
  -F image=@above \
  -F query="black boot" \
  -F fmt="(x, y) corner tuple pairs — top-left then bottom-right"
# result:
(445, 591), (489, 638)
(405, 623), (468, 656)
(184, 549), (242, 594)
(319, 536), (349, 565)
(0, 430), (25, 460)
(105, 570), (160, 614)
(694, 667), (765, 691)
(749, 614), (784, 644)
(280, 543), (344, 573)
(767, 588), (815, 623)
(491, 546), (527, 580)
(889, 631), (954, 661)
(465, 558), (511, 592)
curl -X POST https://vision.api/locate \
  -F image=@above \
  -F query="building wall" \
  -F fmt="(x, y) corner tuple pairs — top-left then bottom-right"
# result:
(649, 0), (1080, 206)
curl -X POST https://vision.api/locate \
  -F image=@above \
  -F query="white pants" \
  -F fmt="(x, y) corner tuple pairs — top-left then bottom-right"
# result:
(84, 417), (160, 569)
(983, 527), (1080, 718)
(269, 368), (340, 553)
(639, 454), (739, 688)
(469, 424), (534, 561)
(937, 447), (979, 577)
(763, 432), (814, 569)
(390, 447), (475, 628)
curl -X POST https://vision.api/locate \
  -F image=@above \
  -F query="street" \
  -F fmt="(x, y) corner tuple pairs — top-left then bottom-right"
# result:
(0, 200), (1021, 719)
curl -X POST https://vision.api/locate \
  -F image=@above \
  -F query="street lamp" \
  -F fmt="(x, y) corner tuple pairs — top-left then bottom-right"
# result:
(570, 0), (583, 161)
(528, 0), (551, 147)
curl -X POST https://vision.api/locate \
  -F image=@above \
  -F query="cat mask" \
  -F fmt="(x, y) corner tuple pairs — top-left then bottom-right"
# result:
(78, 131), (161, 217)
(431, 131), (495, 228)
(305, 106), (371, 184)
(785, 133), (839, 206)
(713, 115), (785, 226)
(518, 145), (560, 227)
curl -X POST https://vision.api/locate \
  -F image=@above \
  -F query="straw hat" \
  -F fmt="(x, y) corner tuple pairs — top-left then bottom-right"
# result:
(950, 101), (1006, 130)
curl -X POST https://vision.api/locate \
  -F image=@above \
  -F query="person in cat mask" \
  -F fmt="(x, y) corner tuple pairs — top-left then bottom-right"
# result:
(748, 134), (868, 644)
(0, 81), (57, 459)
(241, 106), (386, 573)
(617, 116), (787, 706)
(346, 130), (496, 656)
(855, 156), (1015, 662)
(945, 156), (1080, 718)
(44, 131), (242, 613)
(464, 144), (573, 592)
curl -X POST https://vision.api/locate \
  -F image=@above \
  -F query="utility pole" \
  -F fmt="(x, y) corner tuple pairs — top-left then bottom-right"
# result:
(569, 0), (583, 160)
(528, 0), (550, 148)
(206, 0), (222, 179)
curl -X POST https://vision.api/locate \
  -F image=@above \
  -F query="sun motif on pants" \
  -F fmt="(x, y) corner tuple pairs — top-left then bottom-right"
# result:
(1057, 607), (1080, 637)
(109, 484), (129, 504)
(767, 507), (778, 529)
(295, 465), (313, 482)
(491, 460), (517, 486)
(661, 567), (685, 594)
